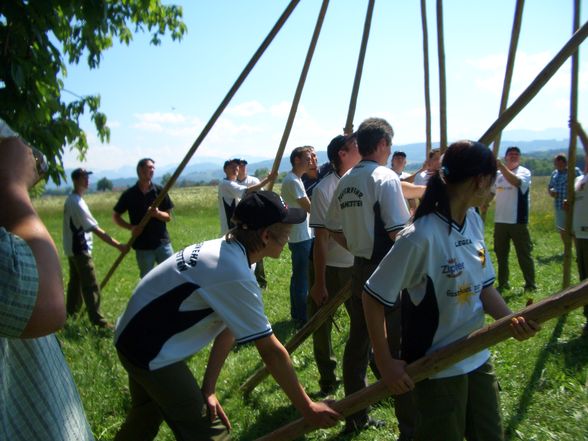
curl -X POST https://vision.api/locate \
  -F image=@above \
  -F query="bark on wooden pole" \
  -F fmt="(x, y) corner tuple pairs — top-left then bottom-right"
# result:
(492, 0), (525, 157)
(256, 279), (588, 441)
(266, 0), (329, 191)
(100, 0), (301, 289)
(420, 0), (432, 155)
(240, 280), (351, 395)
(343, 0), (375, 135)
(563, 0), (581, 289)
(436, 0), (447, 153)
(479, 19), (588, 146)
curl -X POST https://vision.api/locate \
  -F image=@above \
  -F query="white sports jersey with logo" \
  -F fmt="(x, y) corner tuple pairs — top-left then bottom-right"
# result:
(573, 174), (588, 239)
(309, 172), (354, 268)
(62, 193), (98, 257)
(326, 160), (410, 261)
(365, 209), (495, 379)
(494, 166), (531, 224)
(218, 179), (248, 234)
(115, 238), (272, 371)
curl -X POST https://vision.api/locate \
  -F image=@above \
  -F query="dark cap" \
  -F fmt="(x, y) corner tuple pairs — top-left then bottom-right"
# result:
(327, 134), (355, 163)
(505, 146), (521, 156)
(233, 191), (306, 230)
(71, 168), (93, 180)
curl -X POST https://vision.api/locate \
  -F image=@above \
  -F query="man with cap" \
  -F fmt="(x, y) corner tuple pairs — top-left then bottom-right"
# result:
(307, 133), (360, 397)
(63, 167), (127, 328)
(113, 191), (341, 441)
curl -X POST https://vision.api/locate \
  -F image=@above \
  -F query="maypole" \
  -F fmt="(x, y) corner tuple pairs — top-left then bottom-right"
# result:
(99, 0), (301, 289)
(436, 0), (447, 153)
(420, 0), (432, 155)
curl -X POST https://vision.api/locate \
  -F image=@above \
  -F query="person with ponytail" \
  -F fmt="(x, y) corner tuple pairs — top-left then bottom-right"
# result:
(362, 140), (539, 441)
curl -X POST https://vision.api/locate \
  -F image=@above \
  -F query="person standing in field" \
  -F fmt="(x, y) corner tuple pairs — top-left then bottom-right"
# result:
(281, 146), (315, 326)
(113, 191), (341, 441)
(63, 167), (126, 329)
(548, 153), (581, 245)
(363, 140), (539, 441)
(307, 133), (361, 397)
(112, 158), (174, 278)
(492, 146), (536, 292)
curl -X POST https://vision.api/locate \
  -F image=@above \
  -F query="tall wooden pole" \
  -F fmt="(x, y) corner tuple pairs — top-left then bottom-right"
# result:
(420, 0), (432, 155)
(99, 1), (301, 289)
(479, 20), (588, 146)
(564, 0), (581, 289)
(256, 280), (588, 441)
(343, 0), (375, 135)
(436, 0), (447, 153)
(492, 0), (525, 157)
(267, 0), (330, 191)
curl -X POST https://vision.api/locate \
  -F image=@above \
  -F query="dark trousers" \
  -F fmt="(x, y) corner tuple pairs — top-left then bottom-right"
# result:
(493, 223), (536, 288)
(66, 254), (107, 326)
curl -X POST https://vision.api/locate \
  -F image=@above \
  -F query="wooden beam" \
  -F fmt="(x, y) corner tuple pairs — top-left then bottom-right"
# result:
(420, 0), (432, 155)
(256, 279), (588, 441)
(436, 0), (447, 153)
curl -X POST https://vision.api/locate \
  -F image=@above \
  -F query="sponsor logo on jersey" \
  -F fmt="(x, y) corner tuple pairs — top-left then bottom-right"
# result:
(447, 283), (476, 304)
(441, 258), (464, 278)
(455, 238), (472, 247)
(176, 242), (203, 272)
(338, 186), (364, 209)
(478, 247), (486, 268)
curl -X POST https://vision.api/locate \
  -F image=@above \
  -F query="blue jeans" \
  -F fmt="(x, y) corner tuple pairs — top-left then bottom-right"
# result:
(135, 243), (174, 278)
(288, 239), (313, 323)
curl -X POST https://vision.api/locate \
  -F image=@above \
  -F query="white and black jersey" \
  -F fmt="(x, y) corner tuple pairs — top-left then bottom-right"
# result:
(63, 193), (98, 257)
(365, 209), (495, 379)
(326, 160), (410, 262)
(574, 174), (588, 239)
(115, 238), (272, 371)
(218, 179), (248, 234)
(494, 166), (531, 224)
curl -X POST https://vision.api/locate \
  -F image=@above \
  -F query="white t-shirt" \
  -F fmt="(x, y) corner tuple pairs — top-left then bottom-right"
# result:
(115, 238), (272, 371)
(62, 193), (98, 257)
(365, 209), (495, 379)
(494, 166), (531, 224)
(281, 171), (312, 243)
(218, 179), (248, 234)
(237, 175), (261, 186)
(309, 172), (354, 268)
(413, 170), (431, 186)
(326, 160), (410, 261)
(573, 174), (588, 239)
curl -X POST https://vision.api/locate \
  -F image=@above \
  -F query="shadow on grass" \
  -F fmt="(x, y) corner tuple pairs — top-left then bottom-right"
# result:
(504, 314), (567, 440)
(536, 254), (564, 265)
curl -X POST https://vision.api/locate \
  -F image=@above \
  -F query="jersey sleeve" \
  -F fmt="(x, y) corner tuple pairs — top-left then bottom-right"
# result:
(379, 175), (410, 232)
(199, 280), (272, 344)
(325, 188), (343, 232)
(75, 199), (99, 232)
(364, 228), (426, 307)
(517, 167), (531, 194)
(113, 190), (129, 214)
(309, 184), (329, 228)
(225, 181), (248, 200)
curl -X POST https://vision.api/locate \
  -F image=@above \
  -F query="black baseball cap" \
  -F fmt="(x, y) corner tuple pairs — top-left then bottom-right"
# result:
(71, 168), (93, 180)
(233, 191), (306, 230)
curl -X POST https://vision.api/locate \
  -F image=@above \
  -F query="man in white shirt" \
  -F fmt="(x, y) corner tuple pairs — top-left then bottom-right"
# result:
(493, 146), (536, 292)
(281, 146), (315, 325)
(413, 148), (441, 186)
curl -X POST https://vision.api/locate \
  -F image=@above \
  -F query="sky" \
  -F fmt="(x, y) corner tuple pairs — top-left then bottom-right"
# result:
(62, 0), (588, 173)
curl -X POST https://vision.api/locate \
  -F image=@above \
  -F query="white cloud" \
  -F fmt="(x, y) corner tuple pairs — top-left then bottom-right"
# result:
(226, 100), (266, 117)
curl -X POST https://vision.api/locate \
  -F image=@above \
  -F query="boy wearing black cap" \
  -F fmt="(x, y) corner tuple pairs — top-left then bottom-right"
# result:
(113, 191), (341, 441)
(63, 168), (127, 328)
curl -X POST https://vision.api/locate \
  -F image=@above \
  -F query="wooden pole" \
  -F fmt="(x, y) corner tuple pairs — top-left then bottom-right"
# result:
(256, 279), (588, 441)
(266, 0), (330, 191)
(420, 0), (432, 155)
(436, 0), (447, 153)
(492, 0), (525, 157)
(240, 280), (351, 395)
(479, 19), (588, 146)
(563, 0), (581, 289)
(99, 0), (301, 289)
(343, 0), (375, 135)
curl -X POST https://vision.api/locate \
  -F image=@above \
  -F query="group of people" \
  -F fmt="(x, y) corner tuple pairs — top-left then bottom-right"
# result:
(2, 113), (588, 441)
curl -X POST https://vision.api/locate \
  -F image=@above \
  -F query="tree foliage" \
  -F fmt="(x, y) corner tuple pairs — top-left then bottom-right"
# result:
(96, 176), (113, 192)
(0, 0), (186, 183)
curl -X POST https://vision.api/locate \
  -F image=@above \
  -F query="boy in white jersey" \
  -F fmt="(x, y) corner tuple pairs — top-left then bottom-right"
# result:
(363, 141), (539, 441)
(114, 191), (340, 440)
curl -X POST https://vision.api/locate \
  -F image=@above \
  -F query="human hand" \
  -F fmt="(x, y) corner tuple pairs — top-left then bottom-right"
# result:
(116, 242), (129, 253)
(310, 283), (328, 306)
(205, 393), (231, 431)
(381, 358), (414, 395)
(302, 400), (341, 428)
(130, 225), (144, 238)
(509, 316), (540, 341)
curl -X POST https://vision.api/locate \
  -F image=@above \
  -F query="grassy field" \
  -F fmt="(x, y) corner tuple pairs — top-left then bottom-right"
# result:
(34, 177), (588, 441)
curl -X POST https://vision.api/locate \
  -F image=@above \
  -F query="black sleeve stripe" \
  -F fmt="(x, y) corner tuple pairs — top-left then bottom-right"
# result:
(385, 224), (406, 232)
(363, 284), (396, 308)
(236, 327), (273, 344)
(309, 223), (326, 229)
(483, 277), (496, 289)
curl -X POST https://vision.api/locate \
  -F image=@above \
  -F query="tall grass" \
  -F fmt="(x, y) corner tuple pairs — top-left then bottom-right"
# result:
(34, 177), (588, 440)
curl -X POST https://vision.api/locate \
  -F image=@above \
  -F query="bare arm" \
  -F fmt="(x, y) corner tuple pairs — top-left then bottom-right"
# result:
(309, 228), (329, 306)
(297, 196), (311, 214)
(92, 226), (127, 252)
(401, 181), (426, 200)
(255, 334), (340, 428)
(329, 230), (348, 250)
(0, 137), (65, 337)
(480, 286), (539, 340)
(246, 170), (278, 193)
(497, 160), (521, 187)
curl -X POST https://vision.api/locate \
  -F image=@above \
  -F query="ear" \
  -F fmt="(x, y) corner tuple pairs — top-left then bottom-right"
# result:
(260, 228), (271, 246)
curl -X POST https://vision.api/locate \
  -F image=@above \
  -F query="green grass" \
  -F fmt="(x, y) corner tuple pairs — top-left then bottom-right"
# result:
(34, 177), (588, 440)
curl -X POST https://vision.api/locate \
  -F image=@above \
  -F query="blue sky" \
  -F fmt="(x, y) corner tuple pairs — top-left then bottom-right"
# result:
(62, 0), (587, 172)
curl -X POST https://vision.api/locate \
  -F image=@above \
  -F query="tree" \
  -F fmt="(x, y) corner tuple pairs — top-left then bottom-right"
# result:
(96, 176), (113, 192)
(0, 1), (186, 183)
(161, 172), (172, 187)
(254, 167), (270, 179)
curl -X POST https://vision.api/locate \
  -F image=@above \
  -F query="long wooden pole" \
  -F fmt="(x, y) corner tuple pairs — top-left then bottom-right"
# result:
(492, 0), (525, 157)
(256, 279), (588, 441)
(479, 20), (588, 146)
(420, 0), (432, 155)
(240, 280), (351, 395)
(436, 0), (447, 153)
(266, 0), (329, 191)
(99, 1), (300, 289)
(563, 0), (581, 289)
(343, 0), (375, 135)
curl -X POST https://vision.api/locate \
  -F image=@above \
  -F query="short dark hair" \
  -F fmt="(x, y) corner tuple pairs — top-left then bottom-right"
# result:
(136, 157), (154, 176)
(428, 148), (440, 159)
(289, 146), (313, 167)
(505, 146), (521, 156)
(392, 151), (406, 159)
(554, 153), (567, 163)
(356, 118), (393, 157)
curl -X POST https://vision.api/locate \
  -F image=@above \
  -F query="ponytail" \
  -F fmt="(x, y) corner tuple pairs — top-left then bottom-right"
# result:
(413, 172), (452, 232)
